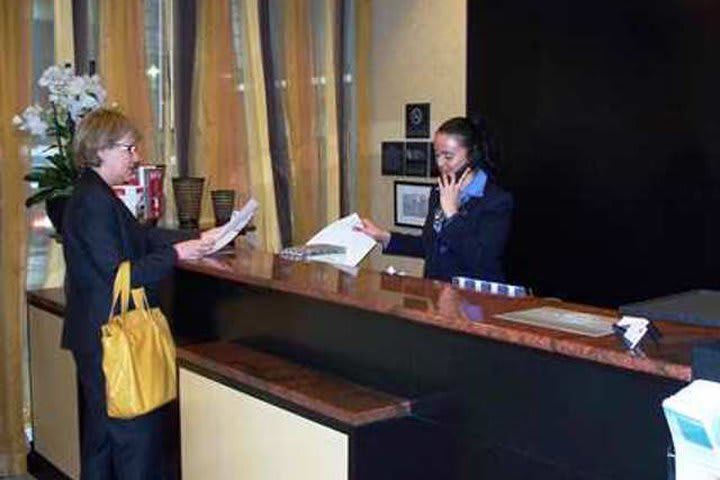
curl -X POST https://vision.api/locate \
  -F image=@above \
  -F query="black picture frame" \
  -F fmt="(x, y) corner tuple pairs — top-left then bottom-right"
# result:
(429, 142), (439, 177)
(394, 181), (433, 228)
(381, 141), (405, 176)
(404, 141), (430, 177)
(405, 103), (430, 138)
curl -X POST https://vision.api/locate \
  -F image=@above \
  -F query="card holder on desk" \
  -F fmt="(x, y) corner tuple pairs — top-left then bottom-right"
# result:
(612, 320), (662, 352)
(452, 276), (529, 298)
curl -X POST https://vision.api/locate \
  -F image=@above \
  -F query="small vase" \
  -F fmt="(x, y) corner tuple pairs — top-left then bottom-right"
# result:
(210, 190), (235, 226)
(172, 177), (204, 229)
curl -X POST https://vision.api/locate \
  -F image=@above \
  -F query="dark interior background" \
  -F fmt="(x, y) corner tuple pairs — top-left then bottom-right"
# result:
(467, 0), (720, 307)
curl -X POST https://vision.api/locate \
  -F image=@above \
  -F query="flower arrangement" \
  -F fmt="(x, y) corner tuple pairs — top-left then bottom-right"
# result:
(13, 64), (106, 207)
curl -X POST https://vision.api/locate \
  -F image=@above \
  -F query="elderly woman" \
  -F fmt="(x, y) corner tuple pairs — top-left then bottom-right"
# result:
(62, 108), (213, 479)
(358, 116), (513, 282)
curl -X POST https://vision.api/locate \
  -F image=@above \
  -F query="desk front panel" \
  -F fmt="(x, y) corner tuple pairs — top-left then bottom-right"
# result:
(169, 269), (680, 479)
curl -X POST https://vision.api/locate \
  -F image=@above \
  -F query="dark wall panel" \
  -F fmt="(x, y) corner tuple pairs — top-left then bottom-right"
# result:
(468, 0), (720, 306)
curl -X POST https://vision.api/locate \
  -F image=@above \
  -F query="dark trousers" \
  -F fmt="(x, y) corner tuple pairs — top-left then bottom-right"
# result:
(73, 350), (167, 480)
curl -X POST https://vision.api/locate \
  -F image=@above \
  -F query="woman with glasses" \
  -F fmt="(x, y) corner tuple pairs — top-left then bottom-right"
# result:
(62, 108), (215, 479)
(358, 116), (513, 282)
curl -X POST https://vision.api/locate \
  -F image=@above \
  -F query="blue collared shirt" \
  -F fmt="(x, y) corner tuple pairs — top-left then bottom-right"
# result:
(460, 169), (487, 204)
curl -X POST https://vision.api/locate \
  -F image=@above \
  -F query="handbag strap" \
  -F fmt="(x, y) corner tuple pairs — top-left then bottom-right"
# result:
(109, 261), (131, 322)
(130, 287), (151, 312)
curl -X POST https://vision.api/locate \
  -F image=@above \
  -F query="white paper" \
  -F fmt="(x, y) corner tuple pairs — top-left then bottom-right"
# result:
(495, 307), (616, 337)
(305, 213), (377, 267)
(208, 198), (259, 254)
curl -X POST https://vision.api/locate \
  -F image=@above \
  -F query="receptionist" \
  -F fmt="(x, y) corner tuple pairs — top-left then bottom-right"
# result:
(357, 116), (513, 282)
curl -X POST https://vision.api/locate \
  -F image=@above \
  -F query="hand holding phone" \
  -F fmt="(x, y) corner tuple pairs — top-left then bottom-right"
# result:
(453, 164), (470, 183)
(438, 166), (471, 218)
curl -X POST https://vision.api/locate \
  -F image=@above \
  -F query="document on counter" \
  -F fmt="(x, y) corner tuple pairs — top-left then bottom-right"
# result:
(208, 197), (259, 254)
(304, 213), (377, 267)
(495, 307), (616, 337)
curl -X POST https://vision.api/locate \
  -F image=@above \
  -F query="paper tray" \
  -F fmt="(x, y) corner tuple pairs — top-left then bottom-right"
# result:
(619, 290), (720, 327)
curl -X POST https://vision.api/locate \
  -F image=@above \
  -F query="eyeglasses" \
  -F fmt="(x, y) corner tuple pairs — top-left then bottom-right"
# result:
(114, 143), (138, 155)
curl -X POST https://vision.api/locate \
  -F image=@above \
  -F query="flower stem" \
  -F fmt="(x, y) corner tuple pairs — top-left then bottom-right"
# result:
(51, 102), (65, 161)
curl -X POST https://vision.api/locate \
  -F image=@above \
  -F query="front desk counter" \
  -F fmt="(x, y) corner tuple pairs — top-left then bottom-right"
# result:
(170, 249), (720, 480)
(28, 248), (720, 480)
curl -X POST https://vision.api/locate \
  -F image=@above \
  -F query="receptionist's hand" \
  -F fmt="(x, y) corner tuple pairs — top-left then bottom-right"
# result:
(355, 218), (391, 248)
(438, 168), (471, 219)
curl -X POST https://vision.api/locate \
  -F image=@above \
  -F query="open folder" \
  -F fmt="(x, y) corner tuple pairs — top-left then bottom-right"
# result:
(296, 213), (377, 267)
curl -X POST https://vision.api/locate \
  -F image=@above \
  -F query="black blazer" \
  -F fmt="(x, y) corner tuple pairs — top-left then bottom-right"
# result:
(62, 169), (193, 353)
(385, 182), (513, 282)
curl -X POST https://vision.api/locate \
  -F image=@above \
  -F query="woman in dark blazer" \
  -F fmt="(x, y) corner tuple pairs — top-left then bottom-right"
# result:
(358, 117), (513, 282)
(62, 108), (214, 479)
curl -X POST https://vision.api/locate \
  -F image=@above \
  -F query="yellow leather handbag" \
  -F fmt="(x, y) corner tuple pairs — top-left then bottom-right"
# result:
(101, 261), (177, 418)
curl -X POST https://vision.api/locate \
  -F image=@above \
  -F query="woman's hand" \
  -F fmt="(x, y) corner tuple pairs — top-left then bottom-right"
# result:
(174, 238), (214, 260)
(200, 226), (224, 243)
(355, 218), (391, 248)
(438, 168), (472, 218)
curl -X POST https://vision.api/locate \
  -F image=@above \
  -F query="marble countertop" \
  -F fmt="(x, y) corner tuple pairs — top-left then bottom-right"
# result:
(176, 248), (720, 382)
(27, 247), (720, 382)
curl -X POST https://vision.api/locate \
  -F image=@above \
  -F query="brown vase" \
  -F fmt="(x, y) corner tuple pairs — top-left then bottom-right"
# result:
(210, 189), (235, 226)
(172, 177), (204, 229)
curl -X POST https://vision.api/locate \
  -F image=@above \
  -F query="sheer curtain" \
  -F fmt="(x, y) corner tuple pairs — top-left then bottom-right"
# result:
(266, 0), (342, 245)
(231, 0), (281, 252)
(189, 0), (280, 251)
(350, 0), (371, 217)
(98, 0), (157, 163)
(189, 0), (250, 227)
(0, 0), (32, 474)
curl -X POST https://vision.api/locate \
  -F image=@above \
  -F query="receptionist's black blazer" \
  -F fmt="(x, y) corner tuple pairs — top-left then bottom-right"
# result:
(385, 181), (513, 282)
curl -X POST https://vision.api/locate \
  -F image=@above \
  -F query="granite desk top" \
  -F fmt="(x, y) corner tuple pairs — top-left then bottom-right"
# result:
(28, 247), (720, 382)
(176, 248), (720, 382)
(178, 342), (413, 427)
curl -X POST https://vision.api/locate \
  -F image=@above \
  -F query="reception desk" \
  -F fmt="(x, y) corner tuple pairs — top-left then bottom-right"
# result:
(28, 247), (720, 479)
(170, 248), (720, 480)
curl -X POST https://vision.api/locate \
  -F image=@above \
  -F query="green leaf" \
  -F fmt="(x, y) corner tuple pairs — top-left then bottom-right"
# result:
(24, 169), (45, 182)
(47, 154), (76, 177)
(25, 188), (54, 207)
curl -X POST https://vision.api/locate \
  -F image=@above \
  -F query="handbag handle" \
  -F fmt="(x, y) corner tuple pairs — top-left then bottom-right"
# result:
(109, 261), (131, 322)
(130, 287), (151, 312)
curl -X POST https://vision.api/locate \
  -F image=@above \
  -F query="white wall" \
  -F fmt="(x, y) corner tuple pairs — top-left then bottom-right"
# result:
(368, 0), (467, 274)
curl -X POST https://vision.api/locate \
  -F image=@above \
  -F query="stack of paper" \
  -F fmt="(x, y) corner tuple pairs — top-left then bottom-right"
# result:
(495, 307), (616, 337)
(304, 213), (377, 267)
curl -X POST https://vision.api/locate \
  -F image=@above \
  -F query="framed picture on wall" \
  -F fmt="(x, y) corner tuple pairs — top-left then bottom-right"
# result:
(381, 141), (405, 175)
(404, 141), (430, 177)
(394, 181), (433, 228)
(405, 103), (430, 138)
(429, 142), (439, 177)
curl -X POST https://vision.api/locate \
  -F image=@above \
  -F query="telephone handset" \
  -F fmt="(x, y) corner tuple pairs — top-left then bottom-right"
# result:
(453, 164), (471, 183)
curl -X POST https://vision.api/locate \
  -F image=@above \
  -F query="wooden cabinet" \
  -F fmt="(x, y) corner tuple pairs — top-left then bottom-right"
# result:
(180, 368), (349, 480)
(28, 305), (80, 479)
(177, 343), (422, 480)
